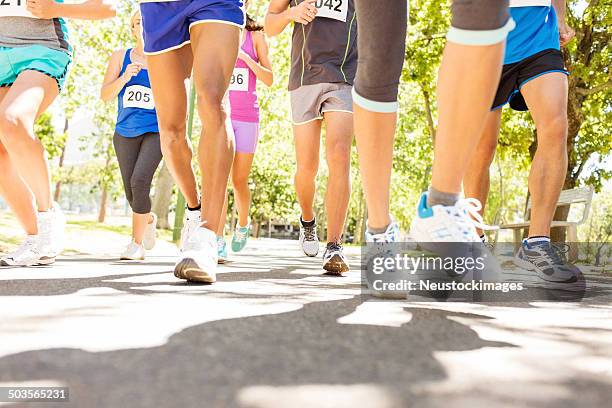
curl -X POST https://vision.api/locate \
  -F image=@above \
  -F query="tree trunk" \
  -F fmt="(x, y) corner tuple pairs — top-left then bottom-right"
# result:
(53, 117), (70, 203)
(151, 163), (174, 229)
(98, 188), (108, 223)
(420, 84), (436, 141)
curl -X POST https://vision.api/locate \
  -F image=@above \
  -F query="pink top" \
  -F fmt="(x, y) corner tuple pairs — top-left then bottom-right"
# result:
(229, 30), (259, 123)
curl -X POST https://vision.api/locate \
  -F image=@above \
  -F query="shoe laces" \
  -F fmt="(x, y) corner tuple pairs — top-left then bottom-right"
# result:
(452, 198), (499, 232)
(235, 225), (249, 241)
(326, 241), (342, 253)
(302, 224), (317, 241)
(368, 223), (398, 243)
(527, 241), (566, 265)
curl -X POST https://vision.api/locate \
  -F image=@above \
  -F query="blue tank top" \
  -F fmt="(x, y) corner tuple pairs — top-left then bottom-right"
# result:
(116, 49), (159, 138)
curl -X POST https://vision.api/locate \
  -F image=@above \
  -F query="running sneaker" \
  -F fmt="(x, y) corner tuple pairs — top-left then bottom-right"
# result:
(299, 217), (319, 257)
(231, 223), (251, 252)
(365, 221), (401, 243)
(1, 235), (42, 267)
(37, 202), (66, 265)
(217, 236), (228, 264)
(323, 242), (350, 275)
(143, 213), (158, 250)
(179, 208), (201, 252)
(410, 192), (497, 243)
(174, 226), (217, 283)
(514, 240), (578, 283)
(120, 241), (145, 261)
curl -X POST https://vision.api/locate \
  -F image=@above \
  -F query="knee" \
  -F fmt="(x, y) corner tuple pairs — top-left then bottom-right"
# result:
(197, 85), (227, 124)
(326, 142), (351, 171)
(0, 109), (29, 148)
(159, 124), (187, 151)
(130, 172), (152, 193)
(232, 172), (249, 190)
(474, 139), (498, 165)
(538, 115), (568, 146)
(295, 161), (318, 181)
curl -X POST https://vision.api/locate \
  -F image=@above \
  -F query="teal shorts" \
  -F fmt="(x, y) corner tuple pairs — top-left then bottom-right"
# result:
(0, 45), (71, 91)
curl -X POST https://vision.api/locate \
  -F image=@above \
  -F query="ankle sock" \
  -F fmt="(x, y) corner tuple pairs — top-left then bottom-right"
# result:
(300, 217), (316, 228)
(427, 187), (460, 207)
(525, 236), (550, 245)
(187, 204), (201, 212)
(367, 224), (389, 235)
(480, 234), (486, 243)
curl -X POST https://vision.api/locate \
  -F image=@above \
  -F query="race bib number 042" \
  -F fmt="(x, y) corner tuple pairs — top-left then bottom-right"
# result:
(123, 85), (155, 110)
(0, 0), (35, 18)
(315, 0), (348, 23)
(229, 67), (249, 92)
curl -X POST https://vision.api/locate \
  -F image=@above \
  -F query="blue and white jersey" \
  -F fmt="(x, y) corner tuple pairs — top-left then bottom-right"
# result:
(505, 0), (560, 64)
(116, 49), (159, 138)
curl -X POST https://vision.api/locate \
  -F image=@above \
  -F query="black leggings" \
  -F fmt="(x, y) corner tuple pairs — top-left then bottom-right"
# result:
(113, 132), (163, 214)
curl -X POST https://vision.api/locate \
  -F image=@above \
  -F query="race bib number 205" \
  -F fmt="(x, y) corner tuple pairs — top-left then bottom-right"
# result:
(0, 0), (35, 18)
(315, 0), (348, 23)
(123, 85), (155, 110)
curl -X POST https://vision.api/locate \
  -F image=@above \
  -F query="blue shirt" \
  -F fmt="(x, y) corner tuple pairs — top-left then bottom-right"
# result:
(505, 6), (560, 65)
(116, 49), (159, 138)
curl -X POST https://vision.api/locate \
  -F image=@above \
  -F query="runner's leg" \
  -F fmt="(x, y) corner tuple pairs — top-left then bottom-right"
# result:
(0, 88), (36, 235)
(520, 72), (568, 238)
(323, 111), (353, 243)
(0, 70), (59, 213)
(232, 152), (255, 228)
(146, 46), (199, 209)
(463, 110), (502, 236)
(190, 23), (241, 233)
(293, 120), (322, 223)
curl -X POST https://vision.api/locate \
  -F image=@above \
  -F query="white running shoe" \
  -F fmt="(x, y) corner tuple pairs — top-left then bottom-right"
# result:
(179, 208), (201, 252)
(143, 213), (157, 250)
(365, 221), (402, 243)
(174, 226), (217, 283)
(1, 235), (42, 267)
(120, 241), (145, 261)
(410, 192), (497, 243)
(323, 242), (350, 275)
(37, 202), (66, 265)
(299, 217), (319, 257)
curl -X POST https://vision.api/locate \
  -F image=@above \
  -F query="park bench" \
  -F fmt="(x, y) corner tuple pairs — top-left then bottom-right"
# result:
(494, 187), (594, 261)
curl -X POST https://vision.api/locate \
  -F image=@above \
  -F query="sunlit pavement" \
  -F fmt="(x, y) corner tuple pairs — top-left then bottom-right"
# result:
(0, 238), (611, 408)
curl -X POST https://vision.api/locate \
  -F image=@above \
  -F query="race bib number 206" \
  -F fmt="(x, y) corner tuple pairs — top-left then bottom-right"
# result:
(0, 0), (35, 18)
(123, 85), (155, 110)
(315, 0), (348, 23)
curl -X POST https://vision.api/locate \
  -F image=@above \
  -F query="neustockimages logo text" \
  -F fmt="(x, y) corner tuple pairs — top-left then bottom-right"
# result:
(371, 254), (486, 275)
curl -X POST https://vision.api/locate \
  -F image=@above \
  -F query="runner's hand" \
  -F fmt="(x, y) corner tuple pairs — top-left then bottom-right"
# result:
(122, 63), (143, 82)
(27, 0), (60, 19)
(237, 50), (251, 63)
(288, 0), (318, 25)
(559, 21), (575, 47)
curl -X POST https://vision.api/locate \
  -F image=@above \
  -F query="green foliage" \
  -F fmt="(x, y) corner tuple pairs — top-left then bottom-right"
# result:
(35, 112), (66, 159)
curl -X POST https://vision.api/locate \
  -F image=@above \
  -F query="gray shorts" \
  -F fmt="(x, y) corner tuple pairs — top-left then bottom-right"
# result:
(290, 83), (353, 125)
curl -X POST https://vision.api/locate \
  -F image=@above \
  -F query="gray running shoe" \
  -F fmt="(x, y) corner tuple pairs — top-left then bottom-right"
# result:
(514, 241), (578, 283)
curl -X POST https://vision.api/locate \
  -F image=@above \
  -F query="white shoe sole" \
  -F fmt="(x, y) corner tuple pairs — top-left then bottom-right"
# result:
(174, 258), (216, 283)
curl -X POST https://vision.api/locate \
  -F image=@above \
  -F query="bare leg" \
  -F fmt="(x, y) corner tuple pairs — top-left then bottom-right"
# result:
(521, 73), (569, 237)
(293, 120), (322, 222)
(0, 88), (36, 235)
(232, 152), (255, 227)
(132, 213), (153, 245)
(323, 111), (353, 242)
(0, 71), (59, 213)
(353, 106), (395, 230)
(463, 110), (502, 235)
(146, 46), (200, 209)
(431, 42), (505, 194)
(190, 23), (241, 233)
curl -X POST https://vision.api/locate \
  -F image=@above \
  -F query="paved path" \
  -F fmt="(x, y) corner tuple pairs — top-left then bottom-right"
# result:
(0, 235), (611, 408)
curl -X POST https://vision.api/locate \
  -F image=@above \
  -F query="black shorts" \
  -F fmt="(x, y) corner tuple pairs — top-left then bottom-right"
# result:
(492, 49), (568, 112)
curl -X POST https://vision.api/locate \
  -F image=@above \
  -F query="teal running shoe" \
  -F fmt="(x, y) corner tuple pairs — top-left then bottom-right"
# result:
(231, 224), (251, 252)
(217, 236), (228, 264)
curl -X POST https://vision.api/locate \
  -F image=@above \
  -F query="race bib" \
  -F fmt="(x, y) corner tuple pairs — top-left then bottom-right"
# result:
(229, 67), (249, 92)
(0, 0), (36, 18)
(123, 85), (155, 110)
(315, 0), (348, 23)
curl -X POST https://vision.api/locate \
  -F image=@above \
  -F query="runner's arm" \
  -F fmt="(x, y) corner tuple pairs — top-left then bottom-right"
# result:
(552, 0), (575, 46)
(265, 0), (318, 37)
(241, 31), (274, 87)
(27, 0), (117, 20)
(100, 50), (130, 102)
